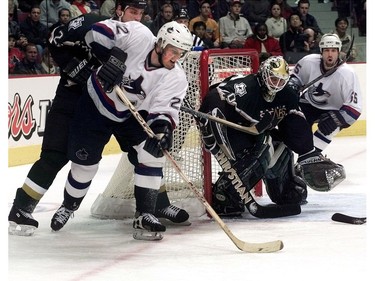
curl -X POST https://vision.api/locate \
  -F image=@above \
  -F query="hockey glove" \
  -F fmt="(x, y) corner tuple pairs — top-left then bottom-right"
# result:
(63, 58), (95, 85)
(318, 110), (347, 135)
(97, 47), (127, 92)
(255, 110), (276, 134)
(144, 118), (173, 158)
(297, 150), (346, 191)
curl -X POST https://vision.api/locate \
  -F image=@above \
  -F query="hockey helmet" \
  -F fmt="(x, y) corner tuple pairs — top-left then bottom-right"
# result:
(156, 21), (193, 52)
(116, 0), (147, 9)
(319, 33), (342, 52)
(259, 56), (290, 102)
(175, 8), (190, 21)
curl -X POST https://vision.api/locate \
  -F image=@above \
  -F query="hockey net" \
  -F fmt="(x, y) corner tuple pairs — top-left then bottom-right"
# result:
(90, 49), (260, 219)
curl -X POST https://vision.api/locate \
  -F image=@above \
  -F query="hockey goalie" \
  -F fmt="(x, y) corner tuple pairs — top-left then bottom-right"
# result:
(197, 56), (346, 217)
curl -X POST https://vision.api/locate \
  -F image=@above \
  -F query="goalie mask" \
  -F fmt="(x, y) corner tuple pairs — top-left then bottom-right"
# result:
(258, 56), (290, 102)
(156, 21), (193, 54)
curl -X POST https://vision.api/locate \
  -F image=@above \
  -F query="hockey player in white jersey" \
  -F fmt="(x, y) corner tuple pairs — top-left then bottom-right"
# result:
(290, 33), (362, 151)
(50, 20), (193, 240)
(8, 0), (153, 237)
(290, 33), (361, 191)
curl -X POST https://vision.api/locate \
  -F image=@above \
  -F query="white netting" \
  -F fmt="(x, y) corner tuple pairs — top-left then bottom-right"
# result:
(90, 50), (259, 219)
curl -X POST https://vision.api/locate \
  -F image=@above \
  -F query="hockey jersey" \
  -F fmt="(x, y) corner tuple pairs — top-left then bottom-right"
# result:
(213, 74), (304, 128)
(48, 13), (109, 71)
(85, 20), (188, 127)
(292, 54), (362, 126)
(201, 74), (314, 155)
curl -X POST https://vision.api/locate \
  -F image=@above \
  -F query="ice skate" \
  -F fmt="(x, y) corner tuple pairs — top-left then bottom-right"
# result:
(50, 204), (74, 231)
(8, 205), (39, 236)
(155, 204), (191, 226)
(133, 212), (166, 241)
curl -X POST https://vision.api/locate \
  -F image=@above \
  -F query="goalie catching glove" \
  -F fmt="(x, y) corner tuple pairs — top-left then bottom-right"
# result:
(97, 46), (127, 92)
(297, 150), (346, 191)
(144, 116), (173, 158)
(318, 110), (348, 135)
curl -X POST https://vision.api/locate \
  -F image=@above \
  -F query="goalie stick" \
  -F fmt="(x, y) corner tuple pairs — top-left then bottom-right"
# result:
(181, 106), (260, 135)
(331, 213), (366, 225)
(114, 85), (283, 253)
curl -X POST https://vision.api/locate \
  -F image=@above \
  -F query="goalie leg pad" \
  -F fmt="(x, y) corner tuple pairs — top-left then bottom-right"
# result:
(210, 108), (235, 160)
(199, 118), (220, 155)
(298, 152), (346, 191)
(264, 142), (307, 205)
(212, 172), (245, 216)
(212, 136), (271, 216)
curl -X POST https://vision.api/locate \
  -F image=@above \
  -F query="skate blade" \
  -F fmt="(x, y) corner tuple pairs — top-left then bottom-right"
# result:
(8, 222), (36, 236)
(158, 218), (192, 226)
(133, 229), (163, 241)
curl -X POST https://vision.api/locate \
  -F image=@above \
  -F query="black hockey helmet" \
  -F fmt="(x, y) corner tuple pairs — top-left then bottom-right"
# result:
(116, 0), (147, 10)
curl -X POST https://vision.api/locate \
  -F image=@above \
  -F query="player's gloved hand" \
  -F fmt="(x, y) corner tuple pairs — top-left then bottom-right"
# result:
(297, 149), (321, 164)
(144, 118), (173, 158)
(318, 110), (347, 135)
(97, 47), (127, 92)
(297, 149), (346, 191)
(63, 58), (93, 85)
(255, 110), (276, 133)
(287, 76), (302, 95)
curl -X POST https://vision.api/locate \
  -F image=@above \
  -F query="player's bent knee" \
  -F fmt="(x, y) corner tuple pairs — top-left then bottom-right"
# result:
(264, 142), (307, 205)
(70, 162), (99, 183)
(40, 150), (69, 172)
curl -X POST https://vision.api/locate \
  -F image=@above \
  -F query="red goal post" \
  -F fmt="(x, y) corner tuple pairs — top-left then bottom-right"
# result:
(90, 49), (262, 220)
(198, 49), (262, 205)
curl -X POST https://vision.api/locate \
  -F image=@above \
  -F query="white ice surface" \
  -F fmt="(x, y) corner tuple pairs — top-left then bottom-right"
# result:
(6, 136), (373, 281)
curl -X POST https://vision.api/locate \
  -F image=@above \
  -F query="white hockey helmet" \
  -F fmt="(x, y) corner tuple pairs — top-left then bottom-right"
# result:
(319, 33), (342, 52)
(156, 21), (193, 52)
(259, 56), (290, 102)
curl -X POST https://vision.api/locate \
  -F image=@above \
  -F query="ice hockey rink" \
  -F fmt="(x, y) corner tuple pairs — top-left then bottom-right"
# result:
(5, 135), (373, 281)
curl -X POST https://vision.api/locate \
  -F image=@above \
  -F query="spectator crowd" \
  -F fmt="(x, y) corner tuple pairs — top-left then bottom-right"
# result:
(8, 0), (366, 75)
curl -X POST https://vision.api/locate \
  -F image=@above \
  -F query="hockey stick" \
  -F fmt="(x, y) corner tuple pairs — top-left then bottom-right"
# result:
(114, 85), (283, 253)
(181, 106), (260, 135)
(331, 213), (366, 225)
(300, 34), (355, 92)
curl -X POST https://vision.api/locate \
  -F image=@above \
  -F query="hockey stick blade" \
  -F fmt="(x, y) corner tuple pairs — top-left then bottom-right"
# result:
(248, 202), (301, 218)
(331, 213), (366, 225)
(114, 85), (283, 253)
